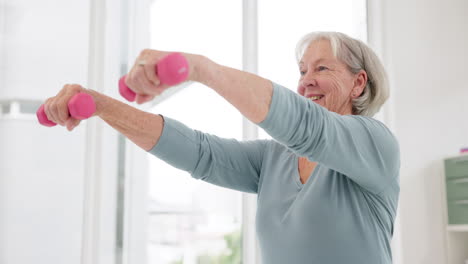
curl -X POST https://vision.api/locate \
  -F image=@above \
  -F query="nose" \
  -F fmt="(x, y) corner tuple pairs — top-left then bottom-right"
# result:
(301, 71), (317, 87)
(298, 72), (317, 94)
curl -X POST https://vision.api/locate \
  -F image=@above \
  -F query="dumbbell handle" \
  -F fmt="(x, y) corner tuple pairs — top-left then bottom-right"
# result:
(36, 93), (96, 127)
(118, 52), (189, 102)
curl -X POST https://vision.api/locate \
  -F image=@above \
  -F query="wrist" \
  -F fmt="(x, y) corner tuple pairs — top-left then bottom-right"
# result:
(84, 89), (106, 117)
(186, 54), (215, 85)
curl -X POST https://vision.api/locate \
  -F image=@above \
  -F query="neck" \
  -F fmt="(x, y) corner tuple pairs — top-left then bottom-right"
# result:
(335, 101), (353, 115)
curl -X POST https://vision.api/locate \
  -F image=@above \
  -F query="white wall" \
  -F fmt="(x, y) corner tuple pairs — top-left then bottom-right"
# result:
(378, 0), (468, 263)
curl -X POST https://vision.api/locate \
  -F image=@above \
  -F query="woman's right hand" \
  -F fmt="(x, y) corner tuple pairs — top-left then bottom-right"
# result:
(42, 84), (93, 131)
(124, 49), (199, 104)
(124, 49), (172, 104)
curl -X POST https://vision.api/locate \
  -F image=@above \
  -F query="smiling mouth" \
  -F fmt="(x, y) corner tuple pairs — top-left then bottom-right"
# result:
(307, 95), (324, 101)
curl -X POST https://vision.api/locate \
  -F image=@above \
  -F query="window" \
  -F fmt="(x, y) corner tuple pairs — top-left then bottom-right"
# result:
(147, 1), (242, 263)
(257, 0), (368, 139)
(0, 1), (91, 263)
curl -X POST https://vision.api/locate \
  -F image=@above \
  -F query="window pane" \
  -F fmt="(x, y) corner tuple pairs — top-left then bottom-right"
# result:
(1, 0), (89, 100)
(0, 0), (90, 263)
(147, 1), (242, 263)
(257, 0), (368, 139)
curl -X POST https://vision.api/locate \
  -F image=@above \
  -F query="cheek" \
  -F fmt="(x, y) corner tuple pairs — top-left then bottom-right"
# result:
(320, 75), (349, 96)
(316, 77), (337, 94)
(297, 84), (305, 96)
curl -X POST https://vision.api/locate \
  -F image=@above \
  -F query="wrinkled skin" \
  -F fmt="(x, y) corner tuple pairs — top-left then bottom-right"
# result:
(297, 39), (367, 115)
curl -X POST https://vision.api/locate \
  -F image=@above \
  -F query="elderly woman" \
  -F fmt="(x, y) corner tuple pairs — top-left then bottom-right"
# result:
(44, 31), (400, 263)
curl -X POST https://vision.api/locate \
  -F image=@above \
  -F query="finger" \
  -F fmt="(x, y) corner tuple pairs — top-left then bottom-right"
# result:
(50, 99), (67, 126)
(155, 83), (169, 93)
(45, 97), (63, 125)
(142, 62), (160, 87)
(53, 86), (77, 125)
(134, 65), (160, 95)
(66, 118), (81, 131)
(47, 84), (85, 126)
(127, 54), (160, 93)
(56, 98), (71, 125)
(60, 84), (84, 123)
(125, 67), (143, 95)
(135, 94), (156, 104)
(43, 98), (57, 124)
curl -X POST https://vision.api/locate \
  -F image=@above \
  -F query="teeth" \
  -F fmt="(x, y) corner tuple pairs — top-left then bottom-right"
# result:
(308, 96), (323, 100)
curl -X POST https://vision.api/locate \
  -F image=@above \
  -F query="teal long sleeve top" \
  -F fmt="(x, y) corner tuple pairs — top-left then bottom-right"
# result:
(149, 82), (400, 264)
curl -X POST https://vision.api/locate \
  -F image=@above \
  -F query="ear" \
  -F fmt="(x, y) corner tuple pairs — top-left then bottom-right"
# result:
(352, 70), (368, 98)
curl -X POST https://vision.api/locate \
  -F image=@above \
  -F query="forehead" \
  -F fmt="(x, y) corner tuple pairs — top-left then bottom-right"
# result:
(300, 39), (336, 64)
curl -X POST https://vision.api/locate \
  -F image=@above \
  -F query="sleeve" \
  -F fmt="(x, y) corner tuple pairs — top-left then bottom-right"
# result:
(257, 82), (400, 194)
(148, 115), (269, 194)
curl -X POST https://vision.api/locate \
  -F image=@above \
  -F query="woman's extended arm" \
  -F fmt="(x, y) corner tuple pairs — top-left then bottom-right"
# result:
(124, 50), (274, 124)
(42, 84), (163, 151)
(93, 50), (276, 150)
(43, 82), (268, 193)
(87, 90), (164, 151)
(193, 55), (274, 124)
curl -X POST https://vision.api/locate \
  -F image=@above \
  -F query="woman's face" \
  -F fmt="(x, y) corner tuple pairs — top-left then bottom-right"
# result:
(297, 39), (366, 115)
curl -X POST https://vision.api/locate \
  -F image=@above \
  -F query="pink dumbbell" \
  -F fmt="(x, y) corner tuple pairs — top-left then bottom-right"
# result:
(36, 93), (96, 127)
(118, 52), (189, 102)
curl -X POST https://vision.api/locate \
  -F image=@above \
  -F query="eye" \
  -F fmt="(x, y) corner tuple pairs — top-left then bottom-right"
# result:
(317, 65), (329, 71)
(299, 69), (306, 76)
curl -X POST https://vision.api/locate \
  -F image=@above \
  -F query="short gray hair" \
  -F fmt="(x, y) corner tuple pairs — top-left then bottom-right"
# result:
(295, 31), (389, 117)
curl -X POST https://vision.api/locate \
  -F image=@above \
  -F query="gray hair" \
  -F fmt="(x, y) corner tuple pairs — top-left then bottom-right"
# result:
(295, 31), (389, 117)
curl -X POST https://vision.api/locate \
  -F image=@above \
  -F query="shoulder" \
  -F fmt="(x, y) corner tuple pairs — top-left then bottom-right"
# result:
(345, 116), (399, 146)
(352, 116), (400, 178)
